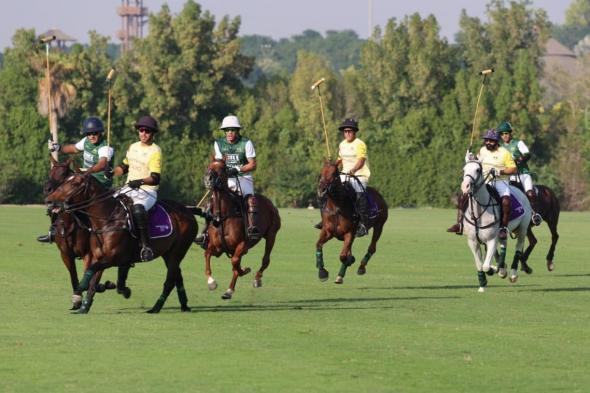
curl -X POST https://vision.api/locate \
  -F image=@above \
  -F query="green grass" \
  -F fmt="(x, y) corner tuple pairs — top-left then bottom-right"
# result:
(1, 206), (589, 393)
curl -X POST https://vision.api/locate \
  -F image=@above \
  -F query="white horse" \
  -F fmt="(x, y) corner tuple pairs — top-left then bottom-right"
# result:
(461, 160), (533, 292)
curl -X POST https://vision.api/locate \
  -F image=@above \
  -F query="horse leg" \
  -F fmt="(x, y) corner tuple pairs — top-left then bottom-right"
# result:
(175, 266), (191, 312)
(335, 233), (355, 284)
(204, 249), (217, 290)
(60, 249), (82, 310)
(116, 265), (132, 299)
(315, 230), (333, 282)
(254, 232), (276, 288)
(519, 230), (534, 275)
(546, 220), (559, 272)
(521, 227), (537, 269)
(358, 221), (384, 275)
(147, 260), (179, 313)
(77, 270), (102, 314)
(496, 238), (508, 279)
(222, 243), (250, 300)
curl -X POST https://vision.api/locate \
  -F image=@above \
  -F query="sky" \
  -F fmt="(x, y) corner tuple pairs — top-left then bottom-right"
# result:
(0, 0), (570, 50)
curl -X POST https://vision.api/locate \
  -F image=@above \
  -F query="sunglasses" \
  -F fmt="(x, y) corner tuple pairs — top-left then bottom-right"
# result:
(342, 128), (356, 133)
(138, 128), (153, 134)
(224, 128), (240, 132)
(87, 131), (101, 136)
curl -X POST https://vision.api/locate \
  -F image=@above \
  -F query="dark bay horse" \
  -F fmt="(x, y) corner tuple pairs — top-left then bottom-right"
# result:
(45, 172), (197, 313)
(512, 183), (560, 272)
(316, 160), (388, 283)
(44, 157), (115, 310)
(202, 159), (281, 299)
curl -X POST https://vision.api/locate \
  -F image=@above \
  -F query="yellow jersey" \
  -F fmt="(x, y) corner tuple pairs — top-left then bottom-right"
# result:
(338, 138), (370, 178)
(478, 145), (515, 182)
(123, 141), (162, 191)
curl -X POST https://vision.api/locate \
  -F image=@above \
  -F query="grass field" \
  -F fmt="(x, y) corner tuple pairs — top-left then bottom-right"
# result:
(0, 205), (589, 393)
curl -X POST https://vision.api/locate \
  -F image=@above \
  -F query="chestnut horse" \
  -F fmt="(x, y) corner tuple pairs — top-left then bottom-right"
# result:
(44, 157), (115, 310)
(511, 182), (560, 272)
(45, 173), (197, 313)
(201, 159), (281, 299)
(315, 160), (388, 284)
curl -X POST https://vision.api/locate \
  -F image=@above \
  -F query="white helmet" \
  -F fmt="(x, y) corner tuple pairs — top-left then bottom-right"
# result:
(220, 115), (241, 130)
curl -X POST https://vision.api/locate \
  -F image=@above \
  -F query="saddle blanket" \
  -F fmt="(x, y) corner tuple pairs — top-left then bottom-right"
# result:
(148, 203), (173, 239)
(509, 193), (525, 221)
(366, 193), (379, 219)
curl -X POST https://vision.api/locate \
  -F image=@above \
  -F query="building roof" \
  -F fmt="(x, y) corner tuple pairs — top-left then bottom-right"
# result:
(39, 28), (77, 42)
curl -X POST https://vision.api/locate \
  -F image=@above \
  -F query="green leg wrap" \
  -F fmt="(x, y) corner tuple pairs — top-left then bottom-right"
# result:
(316, 250), (324, 269)
(511, 250), (522, 270)
(338, 263), (348, 277)
(477, 271), (487, 287)
(498, 244), (507, 268)
(177, 286), (188, 306)
(79, 270), (94, 291)
(361, 252), (373, 265)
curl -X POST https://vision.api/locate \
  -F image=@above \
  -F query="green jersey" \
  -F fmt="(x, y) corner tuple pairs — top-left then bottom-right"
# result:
(79, 137), (114, 187)
(501, 138), (530, 174)
(214, 136), (255, 177)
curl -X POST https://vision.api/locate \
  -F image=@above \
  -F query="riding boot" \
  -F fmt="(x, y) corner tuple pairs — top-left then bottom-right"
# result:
(499, 196), (511, 240)
(246, 195), (261, 241)
(447, 193), (467, 235)
(526, 190), (543, 226)
(132, 204), (154, 261)
(37, 213), (57, 243)
(355, 192), (369, 237)
(194, 219), (209, 249)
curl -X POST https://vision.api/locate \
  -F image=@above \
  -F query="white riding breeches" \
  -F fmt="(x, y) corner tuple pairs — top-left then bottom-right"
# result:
(510, 173), (533, 193)
(494, 180), (510, 197)
(117, 186), (157, 210)
(228, 176), (254, 196)
(341, 175), (368, 193)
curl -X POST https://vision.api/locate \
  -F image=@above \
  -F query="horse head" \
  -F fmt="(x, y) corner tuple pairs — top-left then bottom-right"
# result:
(45, 172), (94, 214)
(205, 159), (229, 191)
(44, 157), (75, 196)
(317, 159), (342, 199)
(461, 160), (484, 196)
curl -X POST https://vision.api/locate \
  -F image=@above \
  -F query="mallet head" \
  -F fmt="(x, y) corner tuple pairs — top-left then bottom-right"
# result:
(479, 68), (494, 75)
(39, 35), (56, 44)
(106, 69), (116, 82)
(311, 78), (326, 91)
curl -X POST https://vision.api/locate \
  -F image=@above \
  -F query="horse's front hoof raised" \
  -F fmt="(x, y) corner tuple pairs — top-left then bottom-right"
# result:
(318, 268), (329, 282)
(239, 267), (251, 277)
(117, 287), (132, 299)
(334, 275), (344, 284)
(521, 265), (533, 274)
(104, 280), (116, 290)
(253, 279), (262, 288)
(547, 260), (555, 272)
(357, 265), (366, 275)
(221, 289), (233, 300)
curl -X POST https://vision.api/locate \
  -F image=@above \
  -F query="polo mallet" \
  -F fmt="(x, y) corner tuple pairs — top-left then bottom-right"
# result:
(40, 35), (57, 159)
(105, 69), (116, 149)
(469, 68), (494, 151)
(311, 77), (331, 159)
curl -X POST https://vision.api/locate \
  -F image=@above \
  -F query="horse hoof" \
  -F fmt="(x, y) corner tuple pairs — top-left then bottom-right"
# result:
(509, 270), (518, 283)
(521, 266), (533, 275)
(486, 266), (497, 276)
(181, 305), (191, 312)
(117, 287), (132, 299)
(253, 279), (262, 288)
(318, 268), (329, 282)
(334, 276), (344, 284)
(478, 287), (485, 293)
(240, 267), (251, 277)
(221, 291), (233, 300)
(146, 308), (160, 314)
(547, 261), (555, 272)
(104, 280), (116, 290)
(357, 266), (366, 275)
(76, 306), (89, 314)
(498, 268), (507, 279)
(96, 283), (106, 293)
(207, 277), (218, 291)
(70, 303), (82, 311)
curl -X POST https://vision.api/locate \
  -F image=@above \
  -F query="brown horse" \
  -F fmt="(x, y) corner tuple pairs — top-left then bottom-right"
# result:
(45, 172), (197, 313)
(44, 157), (116, 310)
(315, 160), (388, 283)
(512, 183), (560, 272)
(201, 159), (281, 299)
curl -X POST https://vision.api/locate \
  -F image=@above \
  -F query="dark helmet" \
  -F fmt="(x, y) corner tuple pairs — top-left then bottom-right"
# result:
(82, 117), (104, 134)
(134, 115), (159, 132)
(338, 118), (359, 132)
(482, 128), (499, 141)
(497, 121), (513, 134)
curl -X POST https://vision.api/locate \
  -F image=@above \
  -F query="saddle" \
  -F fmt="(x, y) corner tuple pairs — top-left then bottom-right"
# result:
(118, 196), (174, 239)
(485, 184), (526, 222)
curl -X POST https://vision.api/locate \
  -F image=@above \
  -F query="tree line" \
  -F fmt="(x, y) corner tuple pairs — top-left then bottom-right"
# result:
(0, 0), (588, 209)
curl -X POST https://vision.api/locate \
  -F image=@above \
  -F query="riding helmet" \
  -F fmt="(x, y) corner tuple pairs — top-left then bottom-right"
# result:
(134, 115), (159, 132)
(82, 117), (105, 134)
(220, 115), (242, 130)
(338, 118), (359, 132)
(482, 128), (499, 141)
(497, 121), (513, 133)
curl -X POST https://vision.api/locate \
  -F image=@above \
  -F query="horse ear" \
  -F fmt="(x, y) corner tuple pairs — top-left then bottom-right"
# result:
(336, 159), (342, 167)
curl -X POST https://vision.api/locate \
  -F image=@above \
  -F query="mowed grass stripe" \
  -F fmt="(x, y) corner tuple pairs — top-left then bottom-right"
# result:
(1, 206), (588, 393)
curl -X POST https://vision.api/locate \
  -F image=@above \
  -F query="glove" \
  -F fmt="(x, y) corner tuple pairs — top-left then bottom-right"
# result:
(104, 166), (114, 179)
(489, 168), (499, 177)
(465, 150), (475, 162)
(226, 167), (239, 177)
(347, 169), (356, 176)
(47, 140), (61, 153)
(128, 179), (144, 189)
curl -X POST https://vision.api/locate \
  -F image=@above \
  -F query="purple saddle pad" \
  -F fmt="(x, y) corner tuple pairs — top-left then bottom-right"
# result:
(366, 193), (379, 219)
(148, 203), (173, 239)
(509, 194), (525, 221)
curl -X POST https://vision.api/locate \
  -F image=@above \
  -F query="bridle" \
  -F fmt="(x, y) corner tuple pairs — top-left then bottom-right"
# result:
(47, 173), (114, 214)
(463, 160), (500, 237)
(317, 165), (342, 200)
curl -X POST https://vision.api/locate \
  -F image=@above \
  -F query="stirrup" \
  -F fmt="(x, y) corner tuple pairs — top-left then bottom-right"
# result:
(314, 222), (322, 230)
(531, 213), (542, 226)
(140, 246), (154, 261)
(446, 223), (463, 235)
(356, 224), (368, 237)
(37, 233), (54, 243)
